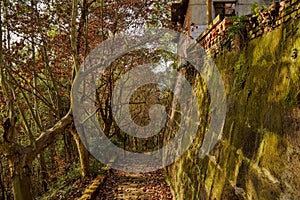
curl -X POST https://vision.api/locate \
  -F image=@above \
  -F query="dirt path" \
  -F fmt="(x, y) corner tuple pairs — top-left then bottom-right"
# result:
(95, 169), (174, 200)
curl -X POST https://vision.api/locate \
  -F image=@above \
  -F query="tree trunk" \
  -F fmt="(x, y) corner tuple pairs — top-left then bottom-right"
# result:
(12, 173), (32, 200)
(39, 153), (48, 192)
(50, 145), (57, 172)
(70, 129), (90, 177)
(63, 131), (71, 163)
(206, 0), (212, 24)
(0, 115), (73, 200)
(0, 173), (5, 200)
(10, 159), (33, 200)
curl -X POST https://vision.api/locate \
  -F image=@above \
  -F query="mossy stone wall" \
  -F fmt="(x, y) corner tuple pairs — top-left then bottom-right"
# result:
(167, 17), (300, 200)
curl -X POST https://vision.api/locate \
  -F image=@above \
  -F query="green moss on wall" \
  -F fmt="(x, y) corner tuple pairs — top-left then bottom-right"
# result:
(166, 17), (300, 200)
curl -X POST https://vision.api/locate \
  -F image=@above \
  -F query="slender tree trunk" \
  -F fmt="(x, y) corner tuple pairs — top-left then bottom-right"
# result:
(50, 145), (57, 172)
(39, 153), (48, 192)
(206, 0), (212, 24)
(63, 131), (73, 163)
(70, 129), (90, 177)
(0, 172), (5, 200)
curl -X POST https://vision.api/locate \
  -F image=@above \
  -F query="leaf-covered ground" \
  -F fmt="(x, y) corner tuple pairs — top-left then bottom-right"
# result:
(96, 169), (174, 200)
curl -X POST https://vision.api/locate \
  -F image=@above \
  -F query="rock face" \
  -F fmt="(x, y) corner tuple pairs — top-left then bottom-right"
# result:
(166, 17), (300, 200)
